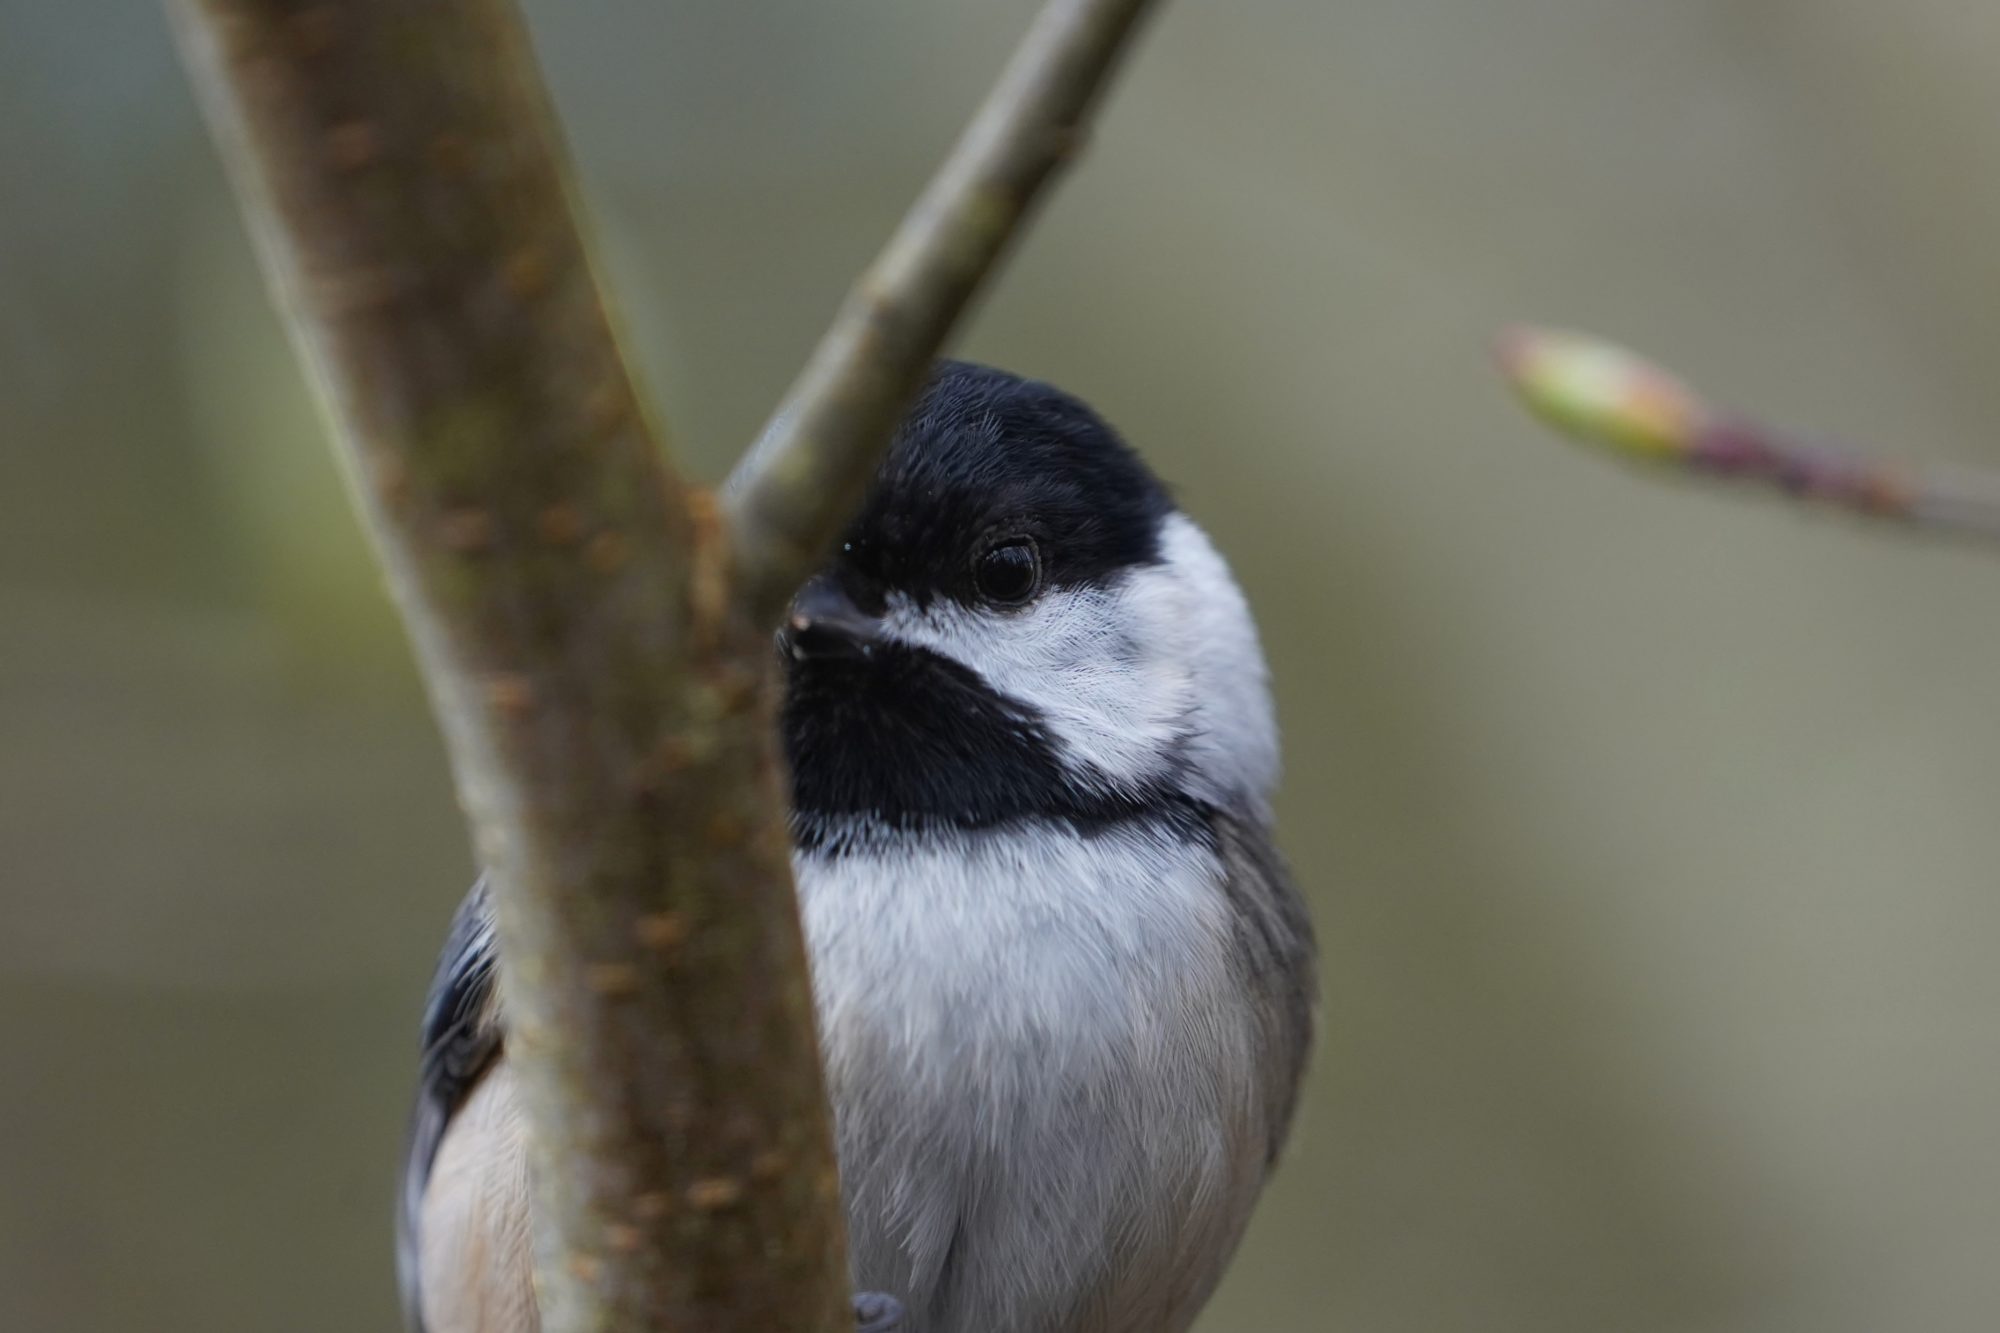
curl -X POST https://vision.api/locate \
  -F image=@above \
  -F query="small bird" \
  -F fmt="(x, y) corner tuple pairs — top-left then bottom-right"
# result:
(398, 361), (1317, 1333)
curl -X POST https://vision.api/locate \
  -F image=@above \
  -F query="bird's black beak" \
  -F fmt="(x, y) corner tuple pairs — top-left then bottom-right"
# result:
(782, 576), (883, 661)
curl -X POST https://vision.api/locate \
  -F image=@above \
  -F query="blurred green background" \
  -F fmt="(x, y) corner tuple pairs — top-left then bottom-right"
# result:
(7, 1), (2000, 1329)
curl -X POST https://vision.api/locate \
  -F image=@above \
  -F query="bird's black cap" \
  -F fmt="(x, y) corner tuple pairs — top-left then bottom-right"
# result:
(831, 361), (1174, 610)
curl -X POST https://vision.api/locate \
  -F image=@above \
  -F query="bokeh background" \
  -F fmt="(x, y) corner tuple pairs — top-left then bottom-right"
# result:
(7, 1), (2000, 1329)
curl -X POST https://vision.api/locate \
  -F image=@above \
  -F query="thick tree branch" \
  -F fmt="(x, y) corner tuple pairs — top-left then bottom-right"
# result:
(166, 3), (843, 1331)
(724, 0), (1162, 622)
(1499, 326), (2000, 544)
(167, 0), (1162, 1331)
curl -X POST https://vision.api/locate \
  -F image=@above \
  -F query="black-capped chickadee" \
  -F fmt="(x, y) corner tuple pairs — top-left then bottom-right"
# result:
(398, 362), (1318, 1333)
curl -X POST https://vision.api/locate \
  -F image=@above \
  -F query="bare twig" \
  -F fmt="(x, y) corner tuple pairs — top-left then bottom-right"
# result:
(725, 0), (1163, 621)
(1498, 326), (2000, 544)
(166, 0), (1162, 1330)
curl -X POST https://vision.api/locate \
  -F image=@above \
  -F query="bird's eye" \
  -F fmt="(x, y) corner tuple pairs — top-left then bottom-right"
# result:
(973, 539), (1042, 606)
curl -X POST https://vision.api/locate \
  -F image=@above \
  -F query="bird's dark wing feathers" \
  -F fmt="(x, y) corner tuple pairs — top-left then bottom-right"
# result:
(1213, 810), (1319, 1162)
(397, 877), (504, 1333)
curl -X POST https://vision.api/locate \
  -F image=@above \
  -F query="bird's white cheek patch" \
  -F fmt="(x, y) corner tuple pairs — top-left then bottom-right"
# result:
(882, 579), (1195, 789)
(1156, 513), (1279, 805)
(871, 513), (1278, 806)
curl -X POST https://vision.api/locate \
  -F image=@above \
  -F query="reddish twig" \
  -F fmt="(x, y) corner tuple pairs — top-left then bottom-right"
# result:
(1498, 326), (2000, 544)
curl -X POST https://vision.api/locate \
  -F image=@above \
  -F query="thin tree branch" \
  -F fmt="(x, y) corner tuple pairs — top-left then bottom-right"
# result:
(724, 0), (1163, 622)
(1498, 325), (2000, 544)
(166, 3), (842, 1331)
(167, 0), (1165, 1330)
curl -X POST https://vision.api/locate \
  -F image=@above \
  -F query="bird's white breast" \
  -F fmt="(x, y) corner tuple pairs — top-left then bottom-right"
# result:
(795, 822), (1265, 1332)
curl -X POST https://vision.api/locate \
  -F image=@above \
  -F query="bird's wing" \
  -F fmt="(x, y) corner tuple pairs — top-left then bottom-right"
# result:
(397, 877), (507, 1333)
(1212, 810), (1319, 1164)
